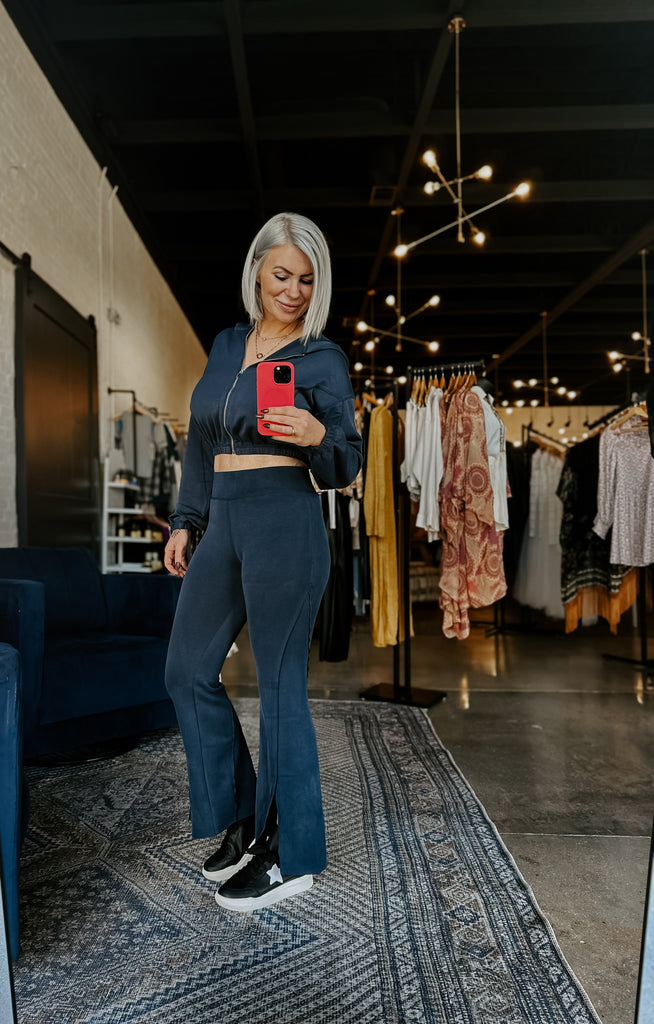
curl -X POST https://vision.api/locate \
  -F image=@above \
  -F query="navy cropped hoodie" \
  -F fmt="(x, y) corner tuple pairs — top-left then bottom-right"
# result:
(169, 323), (364, 532)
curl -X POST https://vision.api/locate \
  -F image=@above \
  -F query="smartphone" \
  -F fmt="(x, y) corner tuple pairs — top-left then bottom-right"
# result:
(256, 361), (295, 436)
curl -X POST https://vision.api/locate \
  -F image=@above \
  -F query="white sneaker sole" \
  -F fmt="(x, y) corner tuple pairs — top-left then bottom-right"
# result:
(202, 851), (253, 882)
(214, 873), (313, 912)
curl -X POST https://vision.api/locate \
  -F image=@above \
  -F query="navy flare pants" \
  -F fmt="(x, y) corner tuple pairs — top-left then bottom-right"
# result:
(165, 467), (331, 876)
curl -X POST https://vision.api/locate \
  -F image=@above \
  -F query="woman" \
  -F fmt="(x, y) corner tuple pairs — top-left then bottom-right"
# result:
(164, 212), (362, 913)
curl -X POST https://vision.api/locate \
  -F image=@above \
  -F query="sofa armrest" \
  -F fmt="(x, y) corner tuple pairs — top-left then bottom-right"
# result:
(101, 574), (182, 637)
(0, 581), (44, 746)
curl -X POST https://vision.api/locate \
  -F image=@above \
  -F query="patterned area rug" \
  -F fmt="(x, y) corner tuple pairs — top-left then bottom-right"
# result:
(13, 700), (601, 1024)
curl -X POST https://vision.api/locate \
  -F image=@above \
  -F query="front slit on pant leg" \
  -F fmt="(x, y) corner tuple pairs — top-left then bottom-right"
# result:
(241, 480), (331, 876)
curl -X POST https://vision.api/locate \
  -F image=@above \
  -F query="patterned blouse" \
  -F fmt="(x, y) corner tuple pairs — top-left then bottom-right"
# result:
(439, 389), (506, 639)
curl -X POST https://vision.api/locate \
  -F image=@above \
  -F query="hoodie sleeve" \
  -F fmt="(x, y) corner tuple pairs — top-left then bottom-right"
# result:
(305, 351), (363, 490)
(168, 413), (214, 532)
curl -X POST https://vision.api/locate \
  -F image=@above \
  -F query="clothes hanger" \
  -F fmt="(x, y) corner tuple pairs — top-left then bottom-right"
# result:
(610, 401), (648, 429)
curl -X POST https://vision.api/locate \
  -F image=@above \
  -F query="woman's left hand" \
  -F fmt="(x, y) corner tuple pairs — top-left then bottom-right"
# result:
(260, 406), (326, 447)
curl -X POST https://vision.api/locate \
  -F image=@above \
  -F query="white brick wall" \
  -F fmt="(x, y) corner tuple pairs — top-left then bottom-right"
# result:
(0, 3), (208, 542)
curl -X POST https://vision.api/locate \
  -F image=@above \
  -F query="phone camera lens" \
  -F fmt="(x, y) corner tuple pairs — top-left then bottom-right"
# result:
(274, 365), (292, 384)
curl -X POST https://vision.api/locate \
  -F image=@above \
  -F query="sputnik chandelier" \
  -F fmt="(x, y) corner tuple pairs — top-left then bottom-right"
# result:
(608, 248), (651, 376)
(394, 16), (530, 259)
(356, 208), (442, 356)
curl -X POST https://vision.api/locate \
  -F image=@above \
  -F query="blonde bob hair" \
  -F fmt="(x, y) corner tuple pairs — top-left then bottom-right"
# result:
(241, 212), (332, 341)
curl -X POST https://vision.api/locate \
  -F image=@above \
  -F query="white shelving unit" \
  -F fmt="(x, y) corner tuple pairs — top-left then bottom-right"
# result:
(101, 457), (165, 573)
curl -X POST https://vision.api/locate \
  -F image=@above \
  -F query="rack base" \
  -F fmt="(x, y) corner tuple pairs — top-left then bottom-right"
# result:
(359, 683), (446, 707)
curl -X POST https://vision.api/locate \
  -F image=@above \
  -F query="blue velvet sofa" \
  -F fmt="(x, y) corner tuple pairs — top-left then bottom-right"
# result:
(0, 547), (181, 759)
(0, 642), (24, 961)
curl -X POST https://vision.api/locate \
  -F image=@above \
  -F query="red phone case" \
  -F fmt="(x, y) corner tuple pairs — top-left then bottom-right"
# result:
(256, 362), (295, 436)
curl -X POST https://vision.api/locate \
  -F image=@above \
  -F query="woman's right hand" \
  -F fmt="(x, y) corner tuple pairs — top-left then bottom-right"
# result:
(164, 529), (190, 577)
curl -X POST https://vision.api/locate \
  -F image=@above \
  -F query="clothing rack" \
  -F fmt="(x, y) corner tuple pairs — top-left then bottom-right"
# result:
(360, 360), (484, 708)
(521, 424), (568, 453)
(585, 392), (647, 432)
(108, 387), (137, 477)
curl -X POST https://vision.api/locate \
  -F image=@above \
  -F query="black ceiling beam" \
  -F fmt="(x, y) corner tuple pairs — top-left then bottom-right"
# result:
(223, 0), (264, 218)
(105, 104), (654, 145)
(46, 0), (654, 42)
(486, 218), (654, 371)
(141, 180), (654, 212)
(163, 235), (633, 260)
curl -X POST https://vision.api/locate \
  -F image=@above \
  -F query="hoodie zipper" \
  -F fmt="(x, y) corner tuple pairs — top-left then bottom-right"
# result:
(222, 348), (306, 454)
(223, 368), (245, 454)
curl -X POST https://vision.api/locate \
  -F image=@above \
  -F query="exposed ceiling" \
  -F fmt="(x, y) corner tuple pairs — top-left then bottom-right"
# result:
(4, 0), (654, 406)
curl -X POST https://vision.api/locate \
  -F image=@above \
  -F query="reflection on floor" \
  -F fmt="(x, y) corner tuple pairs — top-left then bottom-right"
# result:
(224, 602), (654, 1024)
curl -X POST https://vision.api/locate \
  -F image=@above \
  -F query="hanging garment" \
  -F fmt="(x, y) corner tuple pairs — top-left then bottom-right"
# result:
(319, 490), (354, 662)
(557, 434), (634, 633)
(503, 445), (530, 588)
(364, 405), (399, 646)
(438, 389), (507, 639)
(513, 447), (565, 619)
(471, 385), (509, 531)
(593, 423), (654, 566)
(400, 397), (422, 501)
(415, 386), (444, 541)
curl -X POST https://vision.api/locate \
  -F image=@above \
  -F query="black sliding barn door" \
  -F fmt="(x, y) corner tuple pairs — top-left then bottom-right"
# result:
(15, 258), (100, 552)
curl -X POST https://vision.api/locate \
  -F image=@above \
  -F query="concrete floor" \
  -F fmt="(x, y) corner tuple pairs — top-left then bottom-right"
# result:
(224, 603), (654, 1024)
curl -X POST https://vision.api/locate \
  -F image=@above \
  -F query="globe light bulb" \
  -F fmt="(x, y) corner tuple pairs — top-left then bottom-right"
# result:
(428, 341), (440, 352)
(423, 181), (436, 195)
(612, 361), (624, 373)
(364, 340), (376, 352)
(398, 375), (407, 384)
(632, 331), (642, 341)
(501, 400), (509, 407)
(394, 244), (409, 258)
(354, 361), (363, 372)
(365, 378), (373, 387)
(399, 315), (406, 325)
(385, 294), (396, 306)
(567, 390), (577, 400)
(513, 379), (524, 388)
(550, 376), (559, 384)
(515, 399), (525, 407)
(530, 399), (539, 407)
(428, 294), (440, 307)
(356, 320), (368, 332)
(385, 365), (394, 374)
(476, 164), (493, 180)
(528, 378), (538, 387)
(472, 230), (486, 246)
(422, 149), (437, 170)
(608, 350), (620, 361)
(515, 182), (531, 197)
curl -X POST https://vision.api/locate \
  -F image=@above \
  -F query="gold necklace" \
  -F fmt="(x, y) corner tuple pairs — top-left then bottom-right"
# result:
(254, 321), (297, 359)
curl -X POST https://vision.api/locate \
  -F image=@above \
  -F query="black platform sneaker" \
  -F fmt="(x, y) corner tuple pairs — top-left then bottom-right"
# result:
(214, 841), (313, 912)
(202, 815), (255, 882)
